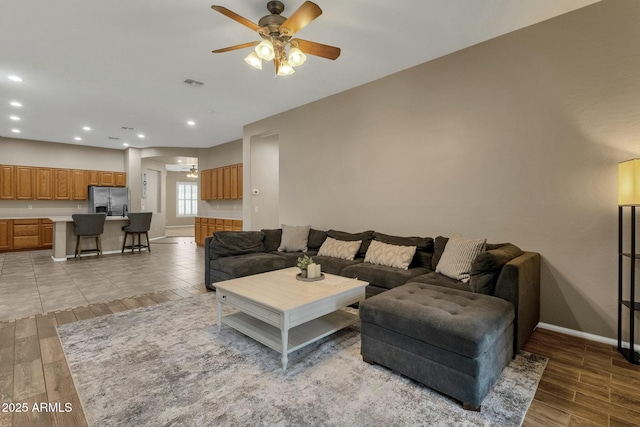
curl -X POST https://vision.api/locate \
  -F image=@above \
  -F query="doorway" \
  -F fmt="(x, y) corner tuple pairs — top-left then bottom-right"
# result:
(250, 133), (279, 230)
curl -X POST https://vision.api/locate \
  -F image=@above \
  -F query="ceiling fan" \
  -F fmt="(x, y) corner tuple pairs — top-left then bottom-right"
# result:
(211, 1), (341, 76)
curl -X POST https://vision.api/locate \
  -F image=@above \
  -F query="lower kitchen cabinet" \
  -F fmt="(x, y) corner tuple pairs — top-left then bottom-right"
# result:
(0, 220), (12, 251)
(0, 218), (54, 252)
(194, 217), (242, 246)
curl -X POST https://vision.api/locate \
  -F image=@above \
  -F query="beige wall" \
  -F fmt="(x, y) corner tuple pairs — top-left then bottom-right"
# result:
(197, 140), (243, 219)
(244, 0), (640, 340)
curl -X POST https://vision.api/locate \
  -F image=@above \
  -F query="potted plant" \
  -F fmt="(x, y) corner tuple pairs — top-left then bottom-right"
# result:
(296, 255), (314, 278)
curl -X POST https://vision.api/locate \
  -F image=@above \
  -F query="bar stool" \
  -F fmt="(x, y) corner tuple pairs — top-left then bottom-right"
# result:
(122, 212), (153, 253)
(72, 213), (107, 258)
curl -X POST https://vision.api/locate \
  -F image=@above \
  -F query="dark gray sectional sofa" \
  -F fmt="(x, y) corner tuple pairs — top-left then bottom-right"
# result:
(204, 228), (540, 354)
(205, 227), (540, 409)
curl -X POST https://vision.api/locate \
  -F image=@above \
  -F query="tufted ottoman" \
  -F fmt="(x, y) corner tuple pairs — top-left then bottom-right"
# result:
(359, 282), (515, 410)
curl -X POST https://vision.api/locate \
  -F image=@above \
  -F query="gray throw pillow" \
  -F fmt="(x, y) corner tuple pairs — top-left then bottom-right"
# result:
(278, 224), (311, 252)
(470, 243), (523, 295)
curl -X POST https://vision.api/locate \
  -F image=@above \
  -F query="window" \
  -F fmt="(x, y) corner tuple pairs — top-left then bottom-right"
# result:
(177, 182), (198, 217)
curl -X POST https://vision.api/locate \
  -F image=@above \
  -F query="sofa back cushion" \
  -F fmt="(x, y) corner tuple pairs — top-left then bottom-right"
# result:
(373, 232), (433, 268)
(261, 229), (282, 252)
(308, 229), (328, 250)
(470, 243), (523, 295)
(327, 229), (374, 258)
(209, 231), (265, 260)
(432, 236), (449, 270)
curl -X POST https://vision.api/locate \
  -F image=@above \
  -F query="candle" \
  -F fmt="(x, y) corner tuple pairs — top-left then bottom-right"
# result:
(308, 263), (321, 279)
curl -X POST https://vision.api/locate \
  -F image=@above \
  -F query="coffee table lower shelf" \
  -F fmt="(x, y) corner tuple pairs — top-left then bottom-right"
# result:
(221, 310), (357, 361)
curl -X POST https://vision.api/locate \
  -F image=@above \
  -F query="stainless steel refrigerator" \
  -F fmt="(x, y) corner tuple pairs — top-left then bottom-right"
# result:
(88, 186), (130, 216)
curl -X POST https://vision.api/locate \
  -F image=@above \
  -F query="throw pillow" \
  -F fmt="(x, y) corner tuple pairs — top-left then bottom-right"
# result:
(278, 224), (311, 252)
(327, 230), (374, 257)
(435, 235), (486, 283)
(317, 237), (362, 261)
(364, 240), (417, 270)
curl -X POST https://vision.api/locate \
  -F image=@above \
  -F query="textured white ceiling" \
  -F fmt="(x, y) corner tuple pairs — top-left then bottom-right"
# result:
(0, 0), (599, 150)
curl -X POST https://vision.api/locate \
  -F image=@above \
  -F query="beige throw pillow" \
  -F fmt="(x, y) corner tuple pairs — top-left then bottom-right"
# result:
(317, 237), (361, 261)
(277, 224), (311, 252)
(364, 240), (417, 270)
(435, 235), (486, 283)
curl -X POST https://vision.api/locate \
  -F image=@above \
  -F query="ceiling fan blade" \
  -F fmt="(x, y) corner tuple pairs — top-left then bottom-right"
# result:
(293, 39), (341, 60)
(279, 1), (322, 37)
(211, 5), (261, 32)
(212, 41), (259, 53)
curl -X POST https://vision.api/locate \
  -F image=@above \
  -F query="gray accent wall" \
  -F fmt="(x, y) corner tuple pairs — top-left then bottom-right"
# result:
(243, 0), (637, 340)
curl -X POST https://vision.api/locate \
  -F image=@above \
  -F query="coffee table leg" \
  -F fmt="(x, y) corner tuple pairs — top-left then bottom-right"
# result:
(281, 328), (289, 370)
(217, 299), (222, 333)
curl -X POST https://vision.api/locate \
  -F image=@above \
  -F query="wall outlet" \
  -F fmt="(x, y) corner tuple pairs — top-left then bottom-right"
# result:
(77, 205), (82, 209)
(27, 205), (32, 209)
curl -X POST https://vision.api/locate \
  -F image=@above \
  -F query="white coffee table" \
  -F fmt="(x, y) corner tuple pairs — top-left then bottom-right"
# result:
(215, 267), (368, 370)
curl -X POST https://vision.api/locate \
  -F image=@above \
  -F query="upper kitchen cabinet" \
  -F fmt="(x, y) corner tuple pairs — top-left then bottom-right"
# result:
(35, 168), (54, 200)
(54, 169), (72, 200)
(99, 172), (115, 186)
(87, 170), (100, 186)
(71, 170), (88, 200)
(0, 165), (15, 200)
(200, 163), (242, 201)
(114, 172), (126, 187)
(15, 166), (35, 200)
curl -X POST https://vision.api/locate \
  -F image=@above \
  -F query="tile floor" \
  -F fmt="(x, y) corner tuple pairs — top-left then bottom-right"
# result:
(0, 237), (204, 322)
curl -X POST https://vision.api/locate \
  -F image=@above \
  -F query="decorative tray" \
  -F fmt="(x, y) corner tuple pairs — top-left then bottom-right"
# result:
(296, 273), (325, 282)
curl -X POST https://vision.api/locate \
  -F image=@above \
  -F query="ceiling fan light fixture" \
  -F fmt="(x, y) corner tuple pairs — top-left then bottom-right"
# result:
(255, 40), (275, 61)
(187, 165), (199, 178)
(244, 52), (263, 70)
(277, 60), (295, 76)
(288, 47), (306, 67)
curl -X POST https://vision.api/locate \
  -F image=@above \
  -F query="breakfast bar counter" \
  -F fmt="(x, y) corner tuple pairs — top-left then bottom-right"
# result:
(48, 216), (130, 261)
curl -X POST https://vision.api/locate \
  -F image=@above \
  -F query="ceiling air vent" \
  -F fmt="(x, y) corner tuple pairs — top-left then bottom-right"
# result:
(108, 136), (121, 140)
(121, 126), (135, 131)
(183, 79), (204, 87)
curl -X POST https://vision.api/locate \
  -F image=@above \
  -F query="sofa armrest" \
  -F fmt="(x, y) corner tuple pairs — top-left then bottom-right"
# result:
(204, 235), (214, 287)
(494, 251), (540, 353)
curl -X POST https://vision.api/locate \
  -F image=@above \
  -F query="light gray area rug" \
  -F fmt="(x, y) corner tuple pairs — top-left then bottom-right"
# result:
(57, 293), (547, 427)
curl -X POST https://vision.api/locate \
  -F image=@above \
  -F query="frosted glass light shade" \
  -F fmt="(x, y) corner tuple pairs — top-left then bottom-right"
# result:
(618, 159), (640, 205)
(244, 52), (262, 70)
(255, 40), (275, 61)
(288, 47), (306, 67)
(277, 60), (295, 76)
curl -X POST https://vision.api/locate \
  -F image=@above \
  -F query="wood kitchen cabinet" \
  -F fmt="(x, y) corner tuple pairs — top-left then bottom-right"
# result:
(87, 170), (100, 186)
(200, 169), (212, 200)
(223, 167), (231, 199)
(0, 165), (15, 200)
(0, 220), (12, 251)
(114, 172), (126, 187)
(40, 219), (53, 248)
(54, 169), (72, 200)
(238, 164), (243, 199)
(15, 166), (35, 200)
(230, 164), (238, 199)
(99, 172), (115, 186)
(13, 219), (40, 249)
(35, 168), (54, 200)
(194, 217), (243, 246)
(71, 169), (88, 200)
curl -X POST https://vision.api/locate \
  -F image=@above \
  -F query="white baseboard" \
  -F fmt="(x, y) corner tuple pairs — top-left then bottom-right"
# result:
(537, 322), (640, 352)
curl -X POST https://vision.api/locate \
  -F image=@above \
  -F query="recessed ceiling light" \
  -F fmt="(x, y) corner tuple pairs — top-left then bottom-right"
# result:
(8, 75), (22, 82)
(187, 120), (196, 126)
(123, 142), (129, 147)
(82, 126), (91, 131)
(137, 133), (145, 139)
(74, 137), (82, 141)
(10, 101), (22, 107)
(11, 129), (21, 133)
(178, 160), (183, 163)
(9, 115), (20, 121)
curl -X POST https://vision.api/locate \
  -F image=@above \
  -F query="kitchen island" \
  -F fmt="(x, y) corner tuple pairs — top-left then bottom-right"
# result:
(49, 216), (130, 261)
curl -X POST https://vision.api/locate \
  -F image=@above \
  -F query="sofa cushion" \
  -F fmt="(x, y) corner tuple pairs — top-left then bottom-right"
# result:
(431, 236), (448, 270)
(261, 229), (282, 252)
(359, 282), (515, 358)
(435, 235), (486, 283)
(308, 229), (328, 250)
(373, 232), (434, 269)
(210, 253), (289, 278)
(364, 240), (416, 270)
(470, 244), (523, 295)
(208, 231), (265, 260)
(310, 255), (363, 276)
(341, 263), (430, 291)
(278, 224), (311, 252)
(317, 237), (361, 261)
(327, 229), (374, 258)
(410, 271), (471, 292)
